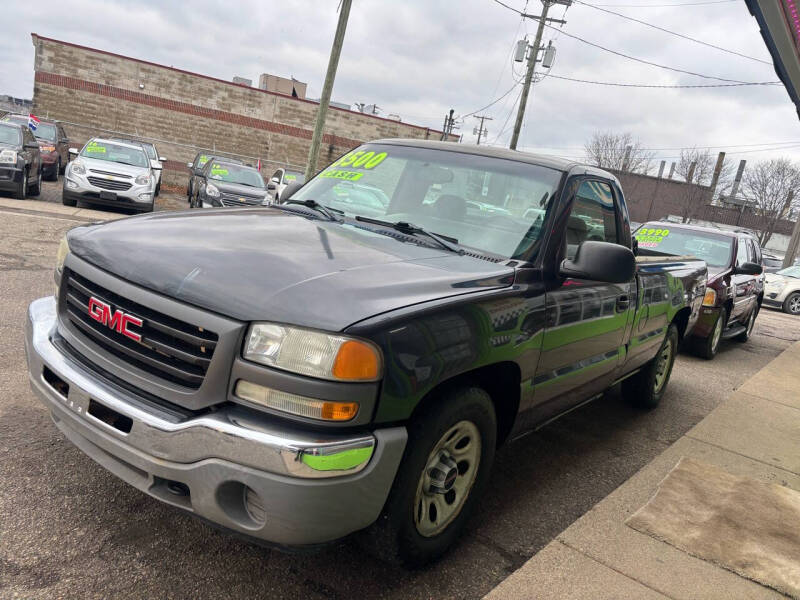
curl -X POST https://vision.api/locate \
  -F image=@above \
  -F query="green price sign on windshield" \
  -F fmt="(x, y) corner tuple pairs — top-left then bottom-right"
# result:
(635, 228), (670, 248)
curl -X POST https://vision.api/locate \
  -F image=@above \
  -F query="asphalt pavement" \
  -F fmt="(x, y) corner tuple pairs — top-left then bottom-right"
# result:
(2, 180), (800, 599)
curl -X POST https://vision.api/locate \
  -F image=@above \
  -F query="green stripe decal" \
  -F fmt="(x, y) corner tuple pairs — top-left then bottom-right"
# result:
(301, 446), (374, 471)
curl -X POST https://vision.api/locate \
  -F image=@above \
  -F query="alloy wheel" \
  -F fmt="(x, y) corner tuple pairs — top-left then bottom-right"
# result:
(790, 296), (800, 315)
(413, 420), (481, 538)
(654, 336), (673, 393)
(711, 315), (723, 353)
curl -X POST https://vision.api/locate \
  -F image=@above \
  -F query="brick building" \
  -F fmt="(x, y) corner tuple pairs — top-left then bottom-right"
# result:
(30, 34), (454, 187)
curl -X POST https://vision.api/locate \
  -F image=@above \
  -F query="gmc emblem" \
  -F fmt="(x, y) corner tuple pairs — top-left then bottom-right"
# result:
(88, 296), (143, 342)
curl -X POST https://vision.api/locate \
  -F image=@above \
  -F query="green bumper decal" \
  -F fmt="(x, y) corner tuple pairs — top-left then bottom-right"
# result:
(301, 446), (373, 471)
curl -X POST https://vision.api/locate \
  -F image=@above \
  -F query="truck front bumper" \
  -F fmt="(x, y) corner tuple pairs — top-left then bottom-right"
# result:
(25, 296), (407, 546)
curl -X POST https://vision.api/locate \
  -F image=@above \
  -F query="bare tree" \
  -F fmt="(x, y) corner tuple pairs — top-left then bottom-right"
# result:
(673, 148), (732, 223)
(584, 131), (654, 174)
(741, 158), (800, 246)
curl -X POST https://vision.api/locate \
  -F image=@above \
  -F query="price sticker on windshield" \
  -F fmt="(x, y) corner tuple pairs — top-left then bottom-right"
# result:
(210, 163), (229, 178)
(319, 150), (388, 180)
(320, 170), (363, 181)
(635, 228), (670, 248)
(85, 141), (106, 154)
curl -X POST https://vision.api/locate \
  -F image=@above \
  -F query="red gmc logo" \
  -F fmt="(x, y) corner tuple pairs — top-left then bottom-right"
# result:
(88, 296), (143, 342)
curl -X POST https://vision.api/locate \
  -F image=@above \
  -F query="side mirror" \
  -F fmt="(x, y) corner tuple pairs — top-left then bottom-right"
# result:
(280, 181), (304, 203)
(734, 261), (763, 276)
(69, 148), (78, 155)
(152, 165), (162, 170)
(270, 176), (280, 183)
(187, 162), (193, 168)
(159, 156), (166, 162)
(560, 241), (636, 284)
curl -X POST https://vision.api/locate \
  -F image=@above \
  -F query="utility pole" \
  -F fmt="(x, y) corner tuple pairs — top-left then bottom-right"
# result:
(441, 109), (458, 141)
(509, 0), (570, 150)
(473, 115), (493, 145)
(305, 0), (352, 180)
(784, 214), (800, 268)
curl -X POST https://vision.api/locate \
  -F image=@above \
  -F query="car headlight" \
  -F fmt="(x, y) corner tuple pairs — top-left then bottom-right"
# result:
(71, 160), (86, 175)
(0, 149), (17, 164)
(135, 173), (151, 186)
(244, 322), (382, 382)
(702, 288), (717, 307)
(206, 183), (220, 198)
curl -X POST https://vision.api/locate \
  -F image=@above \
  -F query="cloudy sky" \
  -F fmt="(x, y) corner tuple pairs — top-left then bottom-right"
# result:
(2, 0), (800, 170)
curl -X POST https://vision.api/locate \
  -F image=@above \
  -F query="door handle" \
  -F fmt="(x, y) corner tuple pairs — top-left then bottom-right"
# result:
(616, 295), (630, 311)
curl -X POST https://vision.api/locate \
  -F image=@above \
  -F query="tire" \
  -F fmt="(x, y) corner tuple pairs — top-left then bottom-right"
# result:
(155, 181), (161, 197)
(363, 387), (496, 567)
(735, 305), (758, 341)
(46, 159), (60, 181)
(622, 323), (678, 409)
(695, 306), (727, 360)
(14, 169), (27, 199)
(139, 201), (155, 213)
(29, 167), (42, 196)
(61, 187), (77, 207)
(784, 292), (800, 316)
(59, 157), (66, 175)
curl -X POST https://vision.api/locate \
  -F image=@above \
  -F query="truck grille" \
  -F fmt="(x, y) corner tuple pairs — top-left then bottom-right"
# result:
(221, 193), (264, 206)
(87, 177), (133, 191)
(62, 270), (218, 389)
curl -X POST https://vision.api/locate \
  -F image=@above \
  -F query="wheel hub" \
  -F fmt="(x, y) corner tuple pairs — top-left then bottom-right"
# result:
(426, 452), (459, 494)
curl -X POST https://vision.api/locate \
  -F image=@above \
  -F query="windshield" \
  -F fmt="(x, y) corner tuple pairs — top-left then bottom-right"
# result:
(777, 266), (800, 278)
(0, 125), (21, 145)
(283, 171), (305, 185)
(206, 162), (264, 188)
(141, 143), (156, 159)
(291, 143), (563, 259)
(636, 225), (733, 268)
(80, 140), (150, 168)
(2, 116), (56, 141)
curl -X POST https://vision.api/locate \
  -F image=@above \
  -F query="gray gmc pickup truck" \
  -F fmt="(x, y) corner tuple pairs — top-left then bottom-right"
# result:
(26, 140), (706, 566)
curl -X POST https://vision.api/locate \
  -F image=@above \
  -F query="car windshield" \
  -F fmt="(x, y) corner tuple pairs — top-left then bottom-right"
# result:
(636, 224), (733, 268)
(141, 143), (156, 159)
(283, 171), (305, 185)
(291, 143), (563, 259)
(206, 162), (264, 188)
(2, 116), (56, 141)
(0, 124), (21, 145)
(80, 140), (150, 168)
(777, 266), (800, 278)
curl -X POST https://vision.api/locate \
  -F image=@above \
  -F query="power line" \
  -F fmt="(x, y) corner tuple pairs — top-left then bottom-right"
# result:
(491, 0), (772, 84)
(535, 140), (800, 151)
(458, 82), (520, 121)
(591, 0), (738, 6)
(547, 73), (781, 87)
(574, 0), (772, 65)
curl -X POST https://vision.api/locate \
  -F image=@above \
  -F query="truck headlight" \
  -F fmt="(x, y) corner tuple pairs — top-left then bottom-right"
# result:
(244, 322), (382, 381)
(135, 173), (151, 185)
(0, 150), (17, 164)
(702, 288), (717, 307)
(71, 160), (86, 175)
(206, 183), (220, 198)
(234, 381), (359, 421)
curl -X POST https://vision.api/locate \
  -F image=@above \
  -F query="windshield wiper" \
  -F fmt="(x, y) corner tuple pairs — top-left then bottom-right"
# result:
(354, 216), (464, 254)
(281, 199), (343, 221)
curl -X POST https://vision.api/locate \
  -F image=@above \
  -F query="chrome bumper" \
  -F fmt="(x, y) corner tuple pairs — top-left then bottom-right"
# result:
(25, 296), (407, 545)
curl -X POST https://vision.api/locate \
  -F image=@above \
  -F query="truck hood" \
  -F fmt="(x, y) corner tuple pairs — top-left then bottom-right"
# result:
(67, 209), (515, 330)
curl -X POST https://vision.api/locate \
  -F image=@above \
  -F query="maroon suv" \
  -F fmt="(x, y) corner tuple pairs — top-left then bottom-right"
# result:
(635, 222), (763, 359)
(1, 114), (69, 181)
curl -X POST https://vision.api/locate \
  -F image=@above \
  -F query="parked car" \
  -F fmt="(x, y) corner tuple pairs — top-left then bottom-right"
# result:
(0, 121), (42, 199)
(267, 168), (305, 202)
(186, 153), (243, 201)
(635, 222), (763, 359)
(27, 139), (706, 567)
(109, 139), (165, 196)
(761, 253), (784, 274)
(763, 265), (800, 315)
(62, 138), (156, 212)
(191, 159), (269, 207)
(2, 113), (68, 181)
(304, 180), (389, 218)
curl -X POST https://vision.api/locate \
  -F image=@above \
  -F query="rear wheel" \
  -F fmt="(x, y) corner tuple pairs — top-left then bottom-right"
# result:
(784, 292), (800, 316)
(735, 305), (758, 341)
(622, 323), (678, 408)
(46, 159), (60, 181)
(363, 387), (496, 567)
(695, 306), (726, 360)
(14, 169), (27, 199)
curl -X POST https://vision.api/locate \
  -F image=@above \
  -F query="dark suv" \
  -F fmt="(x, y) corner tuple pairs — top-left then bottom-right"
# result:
(0, 121), (43, 199)
(186, 152), (243, 201)
(2, 114), (69, 180)
(635, 222), (763, 358)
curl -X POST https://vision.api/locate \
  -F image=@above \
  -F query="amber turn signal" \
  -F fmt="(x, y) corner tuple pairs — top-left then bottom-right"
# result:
(702, 288), (717, 307)
(321, 401), (359, 421)
(332, 340), (381, 381)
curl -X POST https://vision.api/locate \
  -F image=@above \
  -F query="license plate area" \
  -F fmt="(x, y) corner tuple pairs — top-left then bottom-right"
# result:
(99, 191), (117, 201)
(88, 398), (132, 433)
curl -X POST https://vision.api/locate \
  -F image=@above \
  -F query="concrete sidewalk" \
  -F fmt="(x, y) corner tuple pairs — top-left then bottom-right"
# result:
(485, 341), (800, 600)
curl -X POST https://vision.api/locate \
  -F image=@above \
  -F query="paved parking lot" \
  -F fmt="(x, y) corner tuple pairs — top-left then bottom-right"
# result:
(2, 183), (800, 599)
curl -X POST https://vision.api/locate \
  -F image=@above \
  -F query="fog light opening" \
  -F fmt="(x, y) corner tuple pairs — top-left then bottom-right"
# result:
(216, 481), (266, 529)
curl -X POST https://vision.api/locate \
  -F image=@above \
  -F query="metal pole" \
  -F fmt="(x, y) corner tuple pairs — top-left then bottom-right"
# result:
(304, 0), (352, 180)
(783, 215), (800, 268)
(510, 1), (551, 150)
(657, 160), (665, 179)
(708, 151), (726, 200)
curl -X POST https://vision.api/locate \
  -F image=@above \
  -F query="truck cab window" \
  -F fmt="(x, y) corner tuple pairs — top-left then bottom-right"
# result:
(736, 238), (749, 266)
(566, 180), (618, 260)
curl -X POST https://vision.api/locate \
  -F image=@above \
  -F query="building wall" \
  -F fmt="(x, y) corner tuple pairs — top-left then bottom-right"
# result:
(30, 35), (452, 187)
(258, 73), (307, 99)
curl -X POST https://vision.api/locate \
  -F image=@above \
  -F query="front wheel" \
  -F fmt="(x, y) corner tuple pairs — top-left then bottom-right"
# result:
(622, 323), (678, 409)
(784, 292), (800, 316)
(363, 387), (496, 567)
(695, 306), (726, 360)
(29, 167), (42, 196)
(14, 169), (27, 199)
(735, 305), (758, 341)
